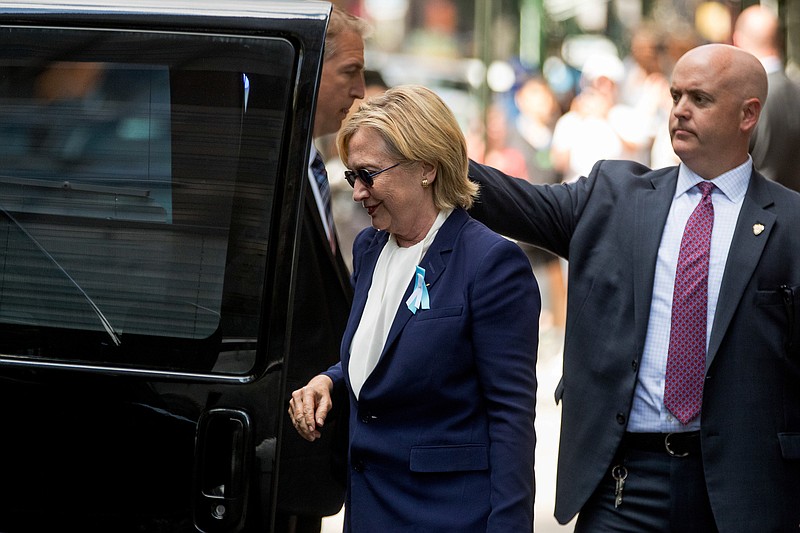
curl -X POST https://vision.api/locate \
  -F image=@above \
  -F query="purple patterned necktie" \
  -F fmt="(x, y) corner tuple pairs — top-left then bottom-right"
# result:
(664, 181), (715, 425)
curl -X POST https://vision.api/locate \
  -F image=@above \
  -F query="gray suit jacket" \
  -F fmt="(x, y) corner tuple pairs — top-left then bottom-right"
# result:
(469, 159), (800, 531)
(750, 69), (800, 192)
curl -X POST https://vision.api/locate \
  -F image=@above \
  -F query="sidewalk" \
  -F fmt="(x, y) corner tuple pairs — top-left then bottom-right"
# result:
(532, 322), (575, 533)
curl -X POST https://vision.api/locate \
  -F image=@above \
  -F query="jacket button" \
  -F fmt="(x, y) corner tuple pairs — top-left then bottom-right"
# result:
(631, 360), (638, 371)
(352, 460), (364, 473)
(616, 413), (626, 425)
(359, 412), (376, 424)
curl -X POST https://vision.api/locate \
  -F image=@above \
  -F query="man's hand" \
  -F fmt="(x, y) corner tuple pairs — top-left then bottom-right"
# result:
(288, 374), (334, 442)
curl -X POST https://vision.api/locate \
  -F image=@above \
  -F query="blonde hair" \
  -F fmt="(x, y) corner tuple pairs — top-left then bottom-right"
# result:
(337, 84), (478, 210)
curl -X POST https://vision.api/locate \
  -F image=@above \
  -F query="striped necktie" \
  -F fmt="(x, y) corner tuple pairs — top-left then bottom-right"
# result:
(311, 152), (336, 253)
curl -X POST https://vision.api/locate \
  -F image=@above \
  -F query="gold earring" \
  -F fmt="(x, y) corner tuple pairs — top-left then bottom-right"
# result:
(421, 179), (429, 188)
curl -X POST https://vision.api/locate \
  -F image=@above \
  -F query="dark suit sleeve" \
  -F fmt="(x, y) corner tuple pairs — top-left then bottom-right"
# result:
(321, 361), (344, 383)
(470, 236), (540, 531)
(467, 159), (588, 259)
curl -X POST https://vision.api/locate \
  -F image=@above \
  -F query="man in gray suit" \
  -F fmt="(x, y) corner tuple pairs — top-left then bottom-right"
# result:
(733, 4), (800, 192)
(469, 43), (800, 531)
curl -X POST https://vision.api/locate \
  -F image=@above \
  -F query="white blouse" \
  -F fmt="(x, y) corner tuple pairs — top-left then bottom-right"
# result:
(348, 209), (452, 399)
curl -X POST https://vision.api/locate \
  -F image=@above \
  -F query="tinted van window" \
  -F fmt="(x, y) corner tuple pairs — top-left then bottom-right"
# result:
(0, 27), (295, 375)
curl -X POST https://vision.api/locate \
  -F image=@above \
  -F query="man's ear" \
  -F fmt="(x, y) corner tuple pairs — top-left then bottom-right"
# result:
(741, 97), (762, 134)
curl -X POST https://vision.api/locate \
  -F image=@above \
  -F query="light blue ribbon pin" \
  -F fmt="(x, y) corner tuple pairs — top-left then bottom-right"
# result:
(406, 265), (430, 314)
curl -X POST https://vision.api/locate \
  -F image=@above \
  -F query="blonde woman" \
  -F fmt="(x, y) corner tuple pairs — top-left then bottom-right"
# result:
(290, 85), (539, 532)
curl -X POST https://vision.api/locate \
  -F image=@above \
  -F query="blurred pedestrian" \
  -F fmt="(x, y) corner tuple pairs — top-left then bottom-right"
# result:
(620, 22), (672, 164)
(651, 25), (704, 169)
(619, 22), (665, 108)
(513, 76), (561, 185)
(733, 4), (800, 191)
(404, 0), (462, 58)
(482, 102), (529, 180)
(551, 53), (650, 183)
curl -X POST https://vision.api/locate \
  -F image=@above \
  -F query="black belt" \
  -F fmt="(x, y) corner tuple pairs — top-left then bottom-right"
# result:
(622, 431), (701, 457)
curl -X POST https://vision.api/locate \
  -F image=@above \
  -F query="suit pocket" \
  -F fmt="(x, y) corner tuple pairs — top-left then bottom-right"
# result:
(413, 305), (463, 322)
(778, 433), (800, 460)
(756, 284), (799, 354)
(409, 444), (488, 473)
(755, 288), (786, 307)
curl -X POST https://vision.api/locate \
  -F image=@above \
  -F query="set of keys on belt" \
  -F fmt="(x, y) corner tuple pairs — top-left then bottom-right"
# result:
(612, 465), (628, 509)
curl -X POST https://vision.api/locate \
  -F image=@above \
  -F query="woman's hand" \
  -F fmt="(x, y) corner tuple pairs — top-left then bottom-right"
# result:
(288, 374), (334, 442)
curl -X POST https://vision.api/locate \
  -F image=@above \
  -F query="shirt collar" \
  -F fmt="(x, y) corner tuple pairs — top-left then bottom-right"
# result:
(676, 157), (751, 203)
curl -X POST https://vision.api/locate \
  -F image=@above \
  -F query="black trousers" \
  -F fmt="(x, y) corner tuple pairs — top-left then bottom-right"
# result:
(574, 435), (718, 532)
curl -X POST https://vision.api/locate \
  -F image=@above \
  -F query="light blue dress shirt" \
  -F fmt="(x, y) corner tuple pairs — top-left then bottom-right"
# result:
(627, 158), (752, 433)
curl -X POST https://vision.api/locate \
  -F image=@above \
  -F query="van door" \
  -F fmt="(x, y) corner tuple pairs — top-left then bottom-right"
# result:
(0, 2), (329, 531)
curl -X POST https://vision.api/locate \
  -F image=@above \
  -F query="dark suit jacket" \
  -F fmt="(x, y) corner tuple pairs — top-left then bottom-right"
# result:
(469, 159), (800, 531)
(276, 182), (353, 516)
(750, 69), (800, 192)
(324, 208), (540, 532)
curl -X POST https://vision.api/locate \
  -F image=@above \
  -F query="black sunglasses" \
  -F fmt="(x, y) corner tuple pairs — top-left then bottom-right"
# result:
(344, 162), (400, 188)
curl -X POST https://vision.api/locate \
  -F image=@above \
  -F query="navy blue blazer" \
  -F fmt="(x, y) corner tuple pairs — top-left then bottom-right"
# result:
(469, 159), (800, 531)
(324, 208), (540, 532)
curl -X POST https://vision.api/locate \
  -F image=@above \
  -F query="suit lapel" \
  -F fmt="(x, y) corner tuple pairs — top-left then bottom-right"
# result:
(633, 168), (677, 346)
(707, 171), (776, 368)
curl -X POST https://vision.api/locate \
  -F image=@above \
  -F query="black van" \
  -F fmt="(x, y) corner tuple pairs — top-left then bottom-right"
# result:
(0, 1), (335, 531)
